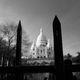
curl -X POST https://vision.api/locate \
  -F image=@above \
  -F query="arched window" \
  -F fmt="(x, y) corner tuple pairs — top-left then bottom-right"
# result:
(33, 48), (35, 51)
(41, 50), (42, 53)
(33, 53), (35, 55)
(43, 49), (45, 54)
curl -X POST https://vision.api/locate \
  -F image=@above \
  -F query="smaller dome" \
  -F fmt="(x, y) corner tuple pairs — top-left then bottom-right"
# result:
(31, 40), (36, 50)
(47, 39), (52, 48)
(36, 28), (47, 47)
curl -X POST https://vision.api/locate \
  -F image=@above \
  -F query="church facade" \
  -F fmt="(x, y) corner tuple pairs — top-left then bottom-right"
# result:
(30, 28), (54, 59)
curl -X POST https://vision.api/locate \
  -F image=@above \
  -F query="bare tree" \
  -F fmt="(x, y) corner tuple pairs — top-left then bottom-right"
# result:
(0, 22), (31, 66)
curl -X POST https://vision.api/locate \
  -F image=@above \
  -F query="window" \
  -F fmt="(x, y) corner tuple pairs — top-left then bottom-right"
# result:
(33, 48), (35, 51)
(37, 56), (39, 58)
(43, 49), (45, 54)
(33, 53), (35, 55)
(41, 50), (42, 53)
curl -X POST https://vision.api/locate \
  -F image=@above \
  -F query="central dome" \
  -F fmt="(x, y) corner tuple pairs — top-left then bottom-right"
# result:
(36, 28), (47, 47)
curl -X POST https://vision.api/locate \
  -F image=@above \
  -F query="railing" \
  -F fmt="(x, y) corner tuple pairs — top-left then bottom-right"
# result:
(0, 16), (79, 80)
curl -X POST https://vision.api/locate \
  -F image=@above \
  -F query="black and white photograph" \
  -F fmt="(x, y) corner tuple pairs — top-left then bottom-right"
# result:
(0, 0), (79, 80)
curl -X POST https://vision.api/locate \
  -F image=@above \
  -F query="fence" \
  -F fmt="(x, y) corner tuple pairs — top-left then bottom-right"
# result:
(0, 16), (80, 80)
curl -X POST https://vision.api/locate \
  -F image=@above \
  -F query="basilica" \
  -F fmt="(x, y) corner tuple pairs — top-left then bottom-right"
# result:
(30, 28), (54, 59)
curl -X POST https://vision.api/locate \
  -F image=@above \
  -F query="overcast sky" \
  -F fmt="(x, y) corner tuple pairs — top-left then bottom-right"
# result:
(0, 0), (80, 56)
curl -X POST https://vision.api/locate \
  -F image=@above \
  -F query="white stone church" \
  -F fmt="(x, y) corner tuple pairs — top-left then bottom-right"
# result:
(30, 28), (54, 59)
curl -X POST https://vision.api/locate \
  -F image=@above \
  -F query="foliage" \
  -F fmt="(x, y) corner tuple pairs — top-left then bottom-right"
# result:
(64, 53), (72, 60)
(71, 52), (80, 63)
(64, 52), (80, 80)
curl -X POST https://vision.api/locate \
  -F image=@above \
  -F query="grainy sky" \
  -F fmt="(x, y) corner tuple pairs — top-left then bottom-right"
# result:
(0, 0), (80, 56)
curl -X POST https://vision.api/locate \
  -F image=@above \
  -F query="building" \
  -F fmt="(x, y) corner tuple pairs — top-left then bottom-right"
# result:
(30, 28), (54, 59)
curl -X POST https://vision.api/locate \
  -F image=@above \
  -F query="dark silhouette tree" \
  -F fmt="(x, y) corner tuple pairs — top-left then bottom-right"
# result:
(0, 37), (8, 65)
(64, 53), (72, 60)
(72, 52), (80, 63)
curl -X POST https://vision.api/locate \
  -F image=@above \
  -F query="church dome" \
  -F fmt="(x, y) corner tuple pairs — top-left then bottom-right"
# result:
(47, 39), (52, 48)
(36, 28), (47, 47)
(31, 40), (35, 50)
